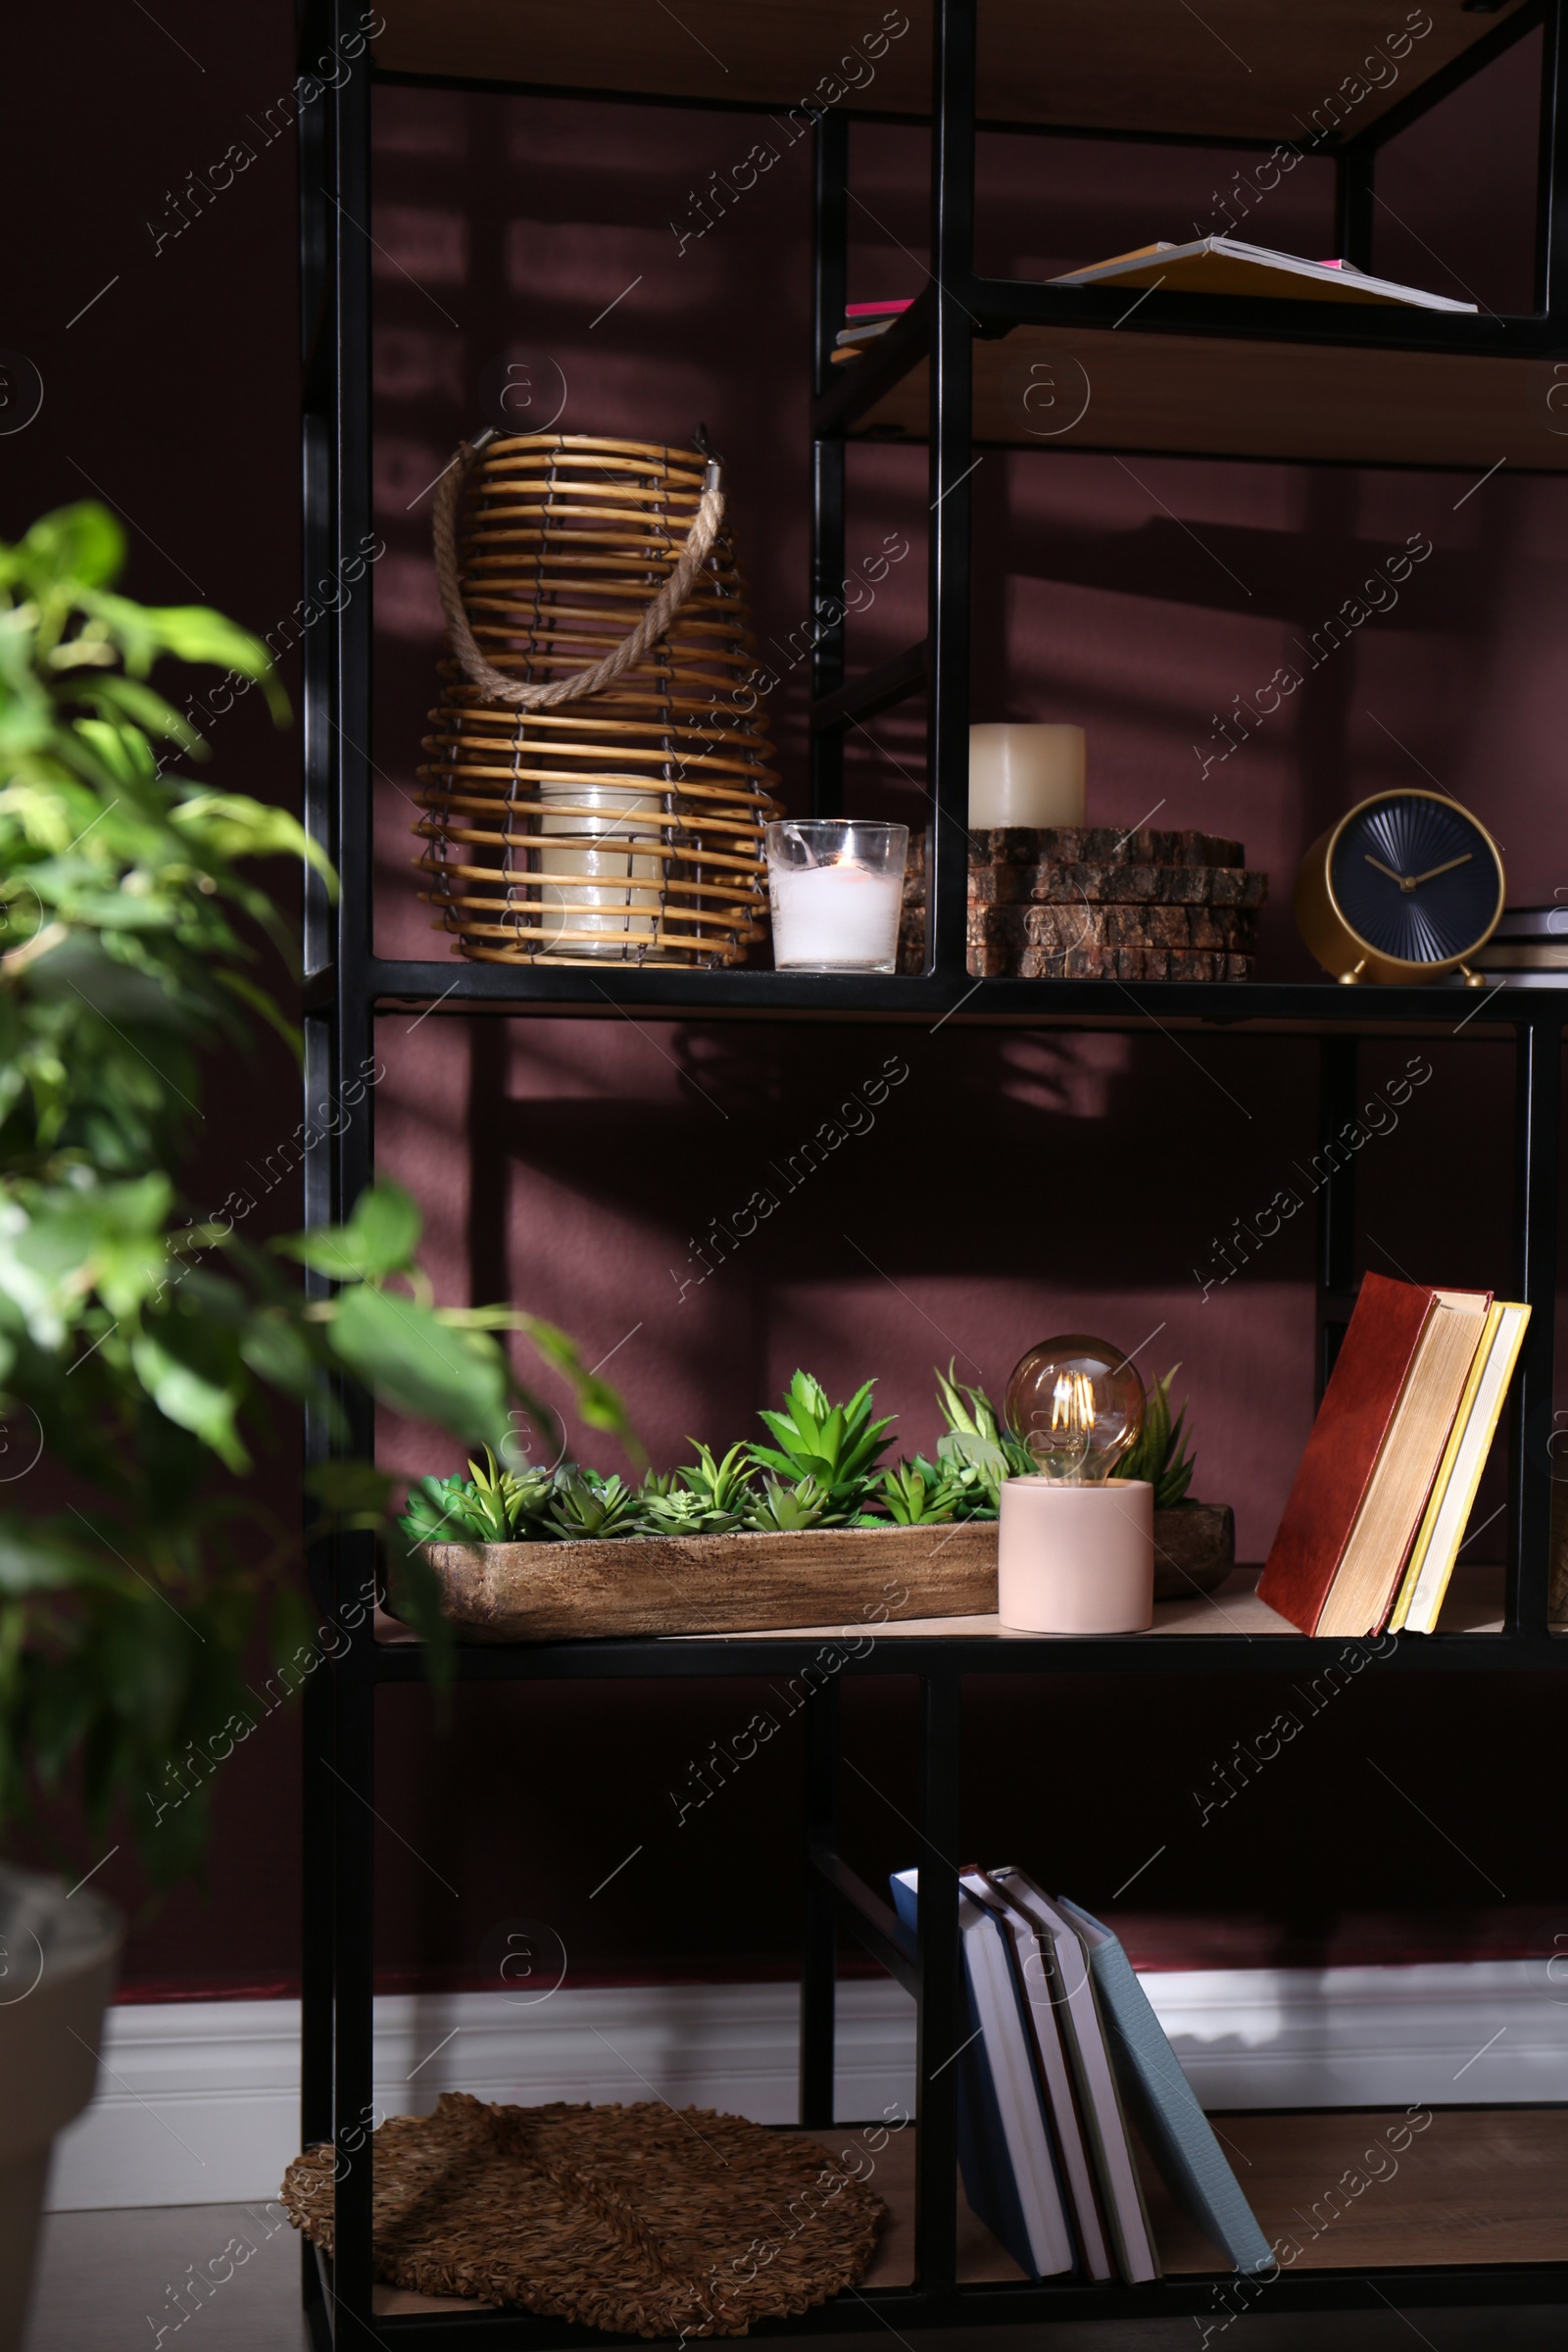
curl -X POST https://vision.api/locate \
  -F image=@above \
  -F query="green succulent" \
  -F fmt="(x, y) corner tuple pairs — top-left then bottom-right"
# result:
(1117, 1366), (1196, 1508)
(750, 1370), (895, 1523)
(546, 1469), (645, 1541)
(638, 1487), (707, 1537)
(470, 1446), (558, 1537)
(872, 1457), (963, 1526)
(642, 1441), (756, 1536)
(745, 1474), (830, 1533)
(398, 1447), (557, 1544)
(933, 1362), (1033, 1516)
(398, 1474), (473, 1544)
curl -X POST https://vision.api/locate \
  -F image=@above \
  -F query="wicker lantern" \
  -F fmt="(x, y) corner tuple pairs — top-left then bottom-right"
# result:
(416, 432), (782, 966)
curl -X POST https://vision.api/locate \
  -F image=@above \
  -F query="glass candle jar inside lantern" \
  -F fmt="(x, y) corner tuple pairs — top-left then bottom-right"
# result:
(534, 780), (666, 958)
(765, 820), (908, 973)
(1004, 1335), (1145, 1484)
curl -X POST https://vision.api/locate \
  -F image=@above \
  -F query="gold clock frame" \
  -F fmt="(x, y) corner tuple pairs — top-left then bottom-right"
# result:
(1294, 788), (1506, 988)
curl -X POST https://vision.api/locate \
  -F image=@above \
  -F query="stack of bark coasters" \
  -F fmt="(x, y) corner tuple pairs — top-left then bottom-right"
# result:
(898, 828), (1268, 979)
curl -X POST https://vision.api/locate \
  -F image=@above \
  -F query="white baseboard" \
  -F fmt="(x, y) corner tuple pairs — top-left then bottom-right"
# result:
(45, 1961), (1567, 2211)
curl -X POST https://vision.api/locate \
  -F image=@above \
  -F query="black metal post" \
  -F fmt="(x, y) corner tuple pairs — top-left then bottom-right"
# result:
(913, 1672), (962, 2293)
(1537, 0), (1568, 319)
(1315, 1035), (1359, 1400)
(811, 111), (849, 820)
(329, 1627), (378, 2328)
(926, 0), (977, 979)
(1507, 1017), (1561, 1633)
(299, 1045), (337, 2171)
(297, 0), (337, 2180)
(318, 1), (380, 2333)
(799, 1677), (840, 2128)
(1335, 143), (1375, 271)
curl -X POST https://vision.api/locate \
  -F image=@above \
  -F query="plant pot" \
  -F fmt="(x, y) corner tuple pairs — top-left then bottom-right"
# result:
(407, 1519), (1001, 1642)
(0, 1866), (121, 2352)
(1152, 1501), (1235, 1601)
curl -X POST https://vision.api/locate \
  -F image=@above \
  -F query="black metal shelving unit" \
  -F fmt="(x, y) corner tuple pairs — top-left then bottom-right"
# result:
(299, 0), (1568, 2338)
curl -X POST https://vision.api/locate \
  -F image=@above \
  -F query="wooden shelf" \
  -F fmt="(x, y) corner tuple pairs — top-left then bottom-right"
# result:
(850, 324), (1568, 471)
(671, 1564), (1518, 1642)
(372, 0), (1532, 141)
(375, 1568), (1546, 1665)
(1146, 2106), (1568, 2274)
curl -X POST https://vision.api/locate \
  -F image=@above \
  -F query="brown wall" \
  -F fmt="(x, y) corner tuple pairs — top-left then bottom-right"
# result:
(6, 5), (1568, 1997)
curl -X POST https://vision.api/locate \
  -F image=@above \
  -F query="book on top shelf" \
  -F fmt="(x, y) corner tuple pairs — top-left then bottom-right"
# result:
(1052, 237), (1477, 312)
(833, 298), (914, 361)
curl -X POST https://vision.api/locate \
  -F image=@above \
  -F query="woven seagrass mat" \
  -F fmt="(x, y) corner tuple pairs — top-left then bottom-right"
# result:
(282, 2092), (885, 2336)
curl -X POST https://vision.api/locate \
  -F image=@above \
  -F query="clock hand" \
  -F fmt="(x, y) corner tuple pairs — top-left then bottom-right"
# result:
(1404, 853), (1474, 888)
(1363, 855), (1411, 888)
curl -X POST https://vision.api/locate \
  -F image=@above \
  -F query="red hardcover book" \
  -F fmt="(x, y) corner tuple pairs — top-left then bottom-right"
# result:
(1256, 1272), (1436, 1635)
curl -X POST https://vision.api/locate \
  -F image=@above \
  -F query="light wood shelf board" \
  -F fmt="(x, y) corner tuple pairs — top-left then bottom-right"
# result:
(373, 0), (1531, 141)
(1146, 2105), (1568, 2273)
(376, 1565), (1533, 1648)
(853, 327), (1568, 471)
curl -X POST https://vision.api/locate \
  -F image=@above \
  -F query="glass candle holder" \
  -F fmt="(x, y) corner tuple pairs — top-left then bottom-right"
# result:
(533, 780), (666, 958)
(765, 820), (908, 973)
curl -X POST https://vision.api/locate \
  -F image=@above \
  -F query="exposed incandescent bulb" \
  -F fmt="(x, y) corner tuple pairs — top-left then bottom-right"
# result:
(1004, 1334), (1146, 1486)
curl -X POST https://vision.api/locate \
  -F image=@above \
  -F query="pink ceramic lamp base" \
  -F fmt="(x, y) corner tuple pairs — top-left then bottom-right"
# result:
(997, 1476), (1154, 1633)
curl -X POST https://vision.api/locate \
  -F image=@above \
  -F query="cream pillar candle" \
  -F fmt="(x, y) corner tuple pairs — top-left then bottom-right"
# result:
(969, 724), (1086, 829)
(997, 1476), (1153, 1633)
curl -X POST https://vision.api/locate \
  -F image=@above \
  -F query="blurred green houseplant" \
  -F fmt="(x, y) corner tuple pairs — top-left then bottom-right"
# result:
(0, 502), (629, 1886)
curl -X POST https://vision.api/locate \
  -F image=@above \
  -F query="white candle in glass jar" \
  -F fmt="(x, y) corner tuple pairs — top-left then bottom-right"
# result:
(535, 781), (664, 956)
(969, 723), (1086, 828)
(769, 856), (903, 970)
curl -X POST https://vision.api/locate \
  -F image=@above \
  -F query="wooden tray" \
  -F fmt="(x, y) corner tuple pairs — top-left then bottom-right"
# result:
(407, 1521), (999, 1642)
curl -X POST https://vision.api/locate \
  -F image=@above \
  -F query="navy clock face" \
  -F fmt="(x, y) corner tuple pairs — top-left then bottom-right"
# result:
(1328, 795), (1500, 966)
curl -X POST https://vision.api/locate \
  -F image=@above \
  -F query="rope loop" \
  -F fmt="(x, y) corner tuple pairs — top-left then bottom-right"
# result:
(431, 438), (725, 710)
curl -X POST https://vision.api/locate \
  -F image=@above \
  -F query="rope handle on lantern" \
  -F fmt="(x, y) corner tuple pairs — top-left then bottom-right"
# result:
(431, 425), (726, 710)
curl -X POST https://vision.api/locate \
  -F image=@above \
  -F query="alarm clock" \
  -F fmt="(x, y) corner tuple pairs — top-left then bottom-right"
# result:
(1295, 789), (1505, 987)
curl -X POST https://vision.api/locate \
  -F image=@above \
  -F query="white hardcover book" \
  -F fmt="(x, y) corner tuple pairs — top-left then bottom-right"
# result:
(972, 1874), (1112, 2279)
(989, 1868), (1158, 2283)
(957, 1882), (1076, 2278)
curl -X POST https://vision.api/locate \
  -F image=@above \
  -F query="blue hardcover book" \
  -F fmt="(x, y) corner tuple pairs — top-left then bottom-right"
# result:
(1054, 1893), (1274, 2276)
(890, 1869), (1074, 2278)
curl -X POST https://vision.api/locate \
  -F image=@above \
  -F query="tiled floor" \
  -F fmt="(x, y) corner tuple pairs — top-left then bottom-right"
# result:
(20, 2205), (1568, 2349)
